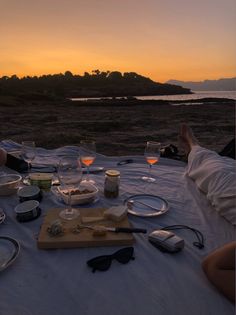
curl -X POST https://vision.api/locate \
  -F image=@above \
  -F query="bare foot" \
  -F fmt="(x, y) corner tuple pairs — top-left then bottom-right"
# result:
(178, 124), (199, 155)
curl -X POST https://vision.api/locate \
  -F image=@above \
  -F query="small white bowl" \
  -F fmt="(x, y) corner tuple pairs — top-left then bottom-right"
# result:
(58, 182), (99, 205)
(0, 174), (22, 196)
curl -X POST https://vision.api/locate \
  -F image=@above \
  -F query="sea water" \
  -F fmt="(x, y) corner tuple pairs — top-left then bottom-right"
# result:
(71, 91), (236, 102)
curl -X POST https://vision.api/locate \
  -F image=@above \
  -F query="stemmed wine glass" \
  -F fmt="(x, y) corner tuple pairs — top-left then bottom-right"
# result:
(21, 141), (36, 180)
(142, 141), (161, 182)
(57, 156), (83, 220)
(80, 140), (96, 184)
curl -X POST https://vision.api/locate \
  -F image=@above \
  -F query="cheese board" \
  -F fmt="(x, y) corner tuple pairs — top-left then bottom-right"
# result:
(37, 207), (135, 249)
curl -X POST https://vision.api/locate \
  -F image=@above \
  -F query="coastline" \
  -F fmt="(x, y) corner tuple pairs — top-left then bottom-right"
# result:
(0, 95), (235, 156)
(70, 90), (236, 102)
(70, 97), (235, 106)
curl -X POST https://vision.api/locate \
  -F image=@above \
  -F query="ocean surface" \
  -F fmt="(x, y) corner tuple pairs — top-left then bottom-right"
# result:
(71, 91), (236, 102)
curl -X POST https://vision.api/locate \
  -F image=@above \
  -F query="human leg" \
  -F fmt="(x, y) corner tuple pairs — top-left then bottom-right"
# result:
(178, 123), (199, 155)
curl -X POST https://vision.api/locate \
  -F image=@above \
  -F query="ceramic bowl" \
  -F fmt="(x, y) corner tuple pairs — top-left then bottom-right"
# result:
(58, 182), (99, 205)
(0, 174), (22, 196)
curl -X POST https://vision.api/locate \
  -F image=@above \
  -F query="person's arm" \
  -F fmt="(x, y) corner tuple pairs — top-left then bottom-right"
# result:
(202, 242), (235, 303)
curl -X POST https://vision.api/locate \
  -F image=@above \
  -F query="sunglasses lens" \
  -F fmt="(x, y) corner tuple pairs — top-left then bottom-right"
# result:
(87, 255), (112, 272)
(114, 247), (134, 264)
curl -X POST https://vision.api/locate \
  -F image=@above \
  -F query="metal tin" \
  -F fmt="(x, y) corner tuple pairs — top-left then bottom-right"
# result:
(14, 200), (41, 222)
(17, 185), (42, 202)
(104, 170), (120, 198)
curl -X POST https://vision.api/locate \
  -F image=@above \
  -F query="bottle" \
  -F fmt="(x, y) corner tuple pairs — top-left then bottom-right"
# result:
(104, 170), (120, 198)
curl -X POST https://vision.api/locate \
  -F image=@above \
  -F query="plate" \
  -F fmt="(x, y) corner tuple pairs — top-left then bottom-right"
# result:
(0, 236), (20, 272)
(124, 194), (169, 217)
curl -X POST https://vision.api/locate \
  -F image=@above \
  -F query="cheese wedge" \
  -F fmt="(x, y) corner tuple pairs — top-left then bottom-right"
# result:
(104, 205), (127, 222)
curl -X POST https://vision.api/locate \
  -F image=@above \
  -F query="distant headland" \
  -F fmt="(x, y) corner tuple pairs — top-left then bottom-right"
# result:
(167, 77), (236, 91)
(0, 70), (191, 98)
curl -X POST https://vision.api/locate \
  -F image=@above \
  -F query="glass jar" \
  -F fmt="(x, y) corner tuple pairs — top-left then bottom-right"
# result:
(104, 170), (120, 198)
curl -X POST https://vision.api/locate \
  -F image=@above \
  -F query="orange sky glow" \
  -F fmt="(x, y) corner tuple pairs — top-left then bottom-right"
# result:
(0, 0), (235, 82)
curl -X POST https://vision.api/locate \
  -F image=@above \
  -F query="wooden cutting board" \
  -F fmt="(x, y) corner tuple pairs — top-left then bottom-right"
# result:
(37, 208), (134, 249)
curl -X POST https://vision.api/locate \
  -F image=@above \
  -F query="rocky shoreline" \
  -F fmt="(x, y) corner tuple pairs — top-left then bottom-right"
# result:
(0, 95), (235, 156)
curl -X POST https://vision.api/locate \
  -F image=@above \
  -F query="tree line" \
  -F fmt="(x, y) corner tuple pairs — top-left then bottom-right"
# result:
(0, 70), (191, 98)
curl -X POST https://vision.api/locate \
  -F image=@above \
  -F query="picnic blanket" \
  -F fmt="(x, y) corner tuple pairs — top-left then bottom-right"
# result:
(0, 140), (235, 315)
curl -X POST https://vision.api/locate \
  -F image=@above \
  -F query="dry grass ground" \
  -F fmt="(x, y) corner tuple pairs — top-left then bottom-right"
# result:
(0, 95), (235, 156)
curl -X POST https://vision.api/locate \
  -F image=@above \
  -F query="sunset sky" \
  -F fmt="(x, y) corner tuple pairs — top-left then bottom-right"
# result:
(1, 0), (235, 82)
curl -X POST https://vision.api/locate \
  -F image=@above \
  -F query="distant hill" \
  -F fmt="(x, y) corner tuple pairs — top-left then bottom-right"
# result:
(0, 70), (191, 98)
(166, 77), (236, 91)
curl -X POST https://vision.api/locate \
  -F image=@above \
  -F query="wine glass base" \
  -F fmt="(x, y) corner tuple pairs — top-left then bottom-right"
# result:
(23, 177), (30, 185)
(141, 176), (156, 183)
(59, 208), (80, 220)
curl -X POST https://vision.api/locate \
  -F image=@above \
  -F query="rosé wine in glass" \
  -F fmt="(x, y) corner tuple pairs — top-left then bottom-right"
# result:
(142, 141), (161, 182)
(80, 140), (96, 184)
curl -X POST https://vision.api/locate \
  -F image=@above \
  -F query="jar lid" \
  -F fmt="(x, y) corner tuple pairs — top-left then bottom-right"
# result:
(14, 200), (39, 214)
(17, 185), (40, 198)
(105, 170), (120, 177)
(29, 173), (53, 181)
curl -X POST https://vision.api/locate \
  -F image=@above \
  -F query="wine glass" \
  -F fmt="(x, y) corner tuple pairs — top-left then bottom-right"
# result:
(57, 156), (83, 220)
(142, 141), (161, 182)
(80, 140), (96, 184)
(21, 141), (36, 180)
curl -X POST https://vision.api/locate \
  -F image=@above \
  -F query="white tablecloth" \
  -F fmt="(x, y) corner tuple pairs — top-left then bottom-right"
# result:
(0, 142), (235, 315)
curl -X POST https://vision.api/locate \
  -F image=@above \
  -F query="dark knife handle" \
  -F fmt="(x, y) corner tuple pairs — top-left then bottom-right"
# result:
(117, 159), (134, 166)
(115, 227), (147, 233)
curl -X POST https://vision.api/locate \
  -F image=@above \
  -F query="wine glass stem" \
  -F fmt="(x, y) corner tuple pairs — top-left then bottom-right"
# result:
(67, 189), (72, 214)
(149, 164), (152, 177)
(86, 166), (90, 181)
(27, 162), (30, 178)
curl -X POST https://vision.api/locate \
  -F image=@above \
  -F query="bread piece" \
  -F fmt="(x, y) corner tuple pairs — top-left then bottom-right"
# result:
(103, 205), (127, 222)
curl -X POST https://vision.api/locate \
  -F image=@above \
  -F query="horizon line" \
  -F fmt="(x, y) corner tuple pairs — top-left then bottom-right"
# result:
(0, 70), (235, 84)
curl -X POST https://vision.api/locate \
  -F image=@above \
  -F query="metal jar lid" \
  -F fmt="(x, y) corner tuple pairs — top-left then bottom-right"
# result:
(14, 200), (39, 214)
(17, 185), (40, 198)
(105, 170), (120, 177)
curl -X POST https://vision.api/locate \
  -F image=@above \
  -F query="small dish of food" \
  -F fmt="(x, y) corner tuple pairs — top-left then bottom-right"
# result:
(53, 182), (99, 205)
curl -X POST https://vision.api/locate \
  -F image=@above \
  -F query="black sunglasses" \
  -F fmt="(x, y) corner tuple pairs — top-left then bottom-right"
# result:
(87, 247), (135, 273)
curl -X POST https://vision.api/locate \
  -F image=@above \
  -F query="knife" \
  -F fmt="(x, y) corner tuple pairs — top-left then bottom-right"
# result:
(105, 227), (147, 233)
(78, 224), (146, 233)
